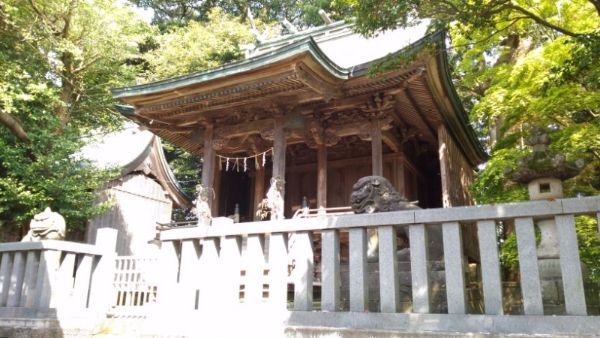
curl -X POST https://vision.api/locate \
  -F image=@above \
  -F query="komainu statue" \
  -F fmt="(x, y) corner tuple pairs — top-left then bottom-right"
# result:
(194, 184), (214, 226)
(350, 176), (418, 214)
(256, 176), (285, 220)
(21, 207), (66, 241)
(350, 176), (418, 259)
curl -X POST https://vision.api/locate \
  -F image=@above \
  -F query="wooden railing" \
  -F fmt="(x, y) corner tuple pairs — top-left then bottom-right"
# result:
(154, 196), (600, 335)
(0, 229), (117, 318)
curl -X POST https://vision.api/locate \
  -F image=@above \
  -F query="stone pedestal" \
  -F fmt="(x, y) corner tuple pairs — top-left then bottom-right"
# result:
(537, 257), (564, 314)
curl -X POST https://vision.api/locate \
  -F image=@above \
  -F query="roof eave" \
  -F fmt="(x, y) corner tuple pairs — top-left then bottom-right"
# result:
(431, 32), (488, 165)
(112, 37), (349, 100)
(150, 138), (193, 209)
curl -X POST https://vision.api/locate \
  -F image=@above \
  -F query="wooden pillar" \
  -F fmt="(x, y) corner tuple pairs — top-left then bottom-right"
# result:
(393, 157), (406, 196)
(212, 163), (221, 216)
(317, 143), (327, 212)
(271, 115), (287, 219)
(438, 125), (451, 207)
(201, 124), (216, 211)
(253, 167), (265, 220)
(370, 119), (383, 176)
(272, 115), (286, 179)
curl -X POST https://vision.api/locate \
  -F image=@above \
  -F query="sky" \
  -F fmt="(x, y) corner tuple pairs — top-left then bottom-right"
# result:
(120, 0), (154, 23)
(135, 6), (154, 23)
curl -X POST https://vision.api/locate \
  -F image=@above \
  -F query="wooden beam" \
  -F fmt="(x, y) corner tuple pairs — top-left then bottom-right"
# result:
(393, 157), (406, 196)
(329, 114), (394, 138)
(385, 67), (425, 95)
(215, 119), (274, 139)
(297, 93), (387, 116)
(129, 69), (300, 107)
(131, 114), (196, 133)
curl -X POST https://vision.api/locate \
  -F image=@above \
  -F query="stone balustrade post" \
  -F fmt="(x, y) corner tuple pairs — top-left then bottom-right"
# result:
(88, 228), (118, 314)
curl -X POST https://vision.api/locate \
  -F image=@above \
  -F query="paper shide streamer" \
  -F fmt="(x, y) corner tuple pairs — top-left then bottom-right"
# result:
(216, 148), (272, 172)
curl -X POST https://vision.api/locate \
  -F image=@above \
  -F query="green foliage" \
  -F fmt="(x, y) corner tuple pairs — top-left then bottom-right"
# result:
(345, 0), (600, 281)
(131, 0), (352, 29)
(470, 37), (600, 202)
(0, 124), (116, 233)
(576, 216), (600, 282)
(499, 232), (519, 270)
(471, 148), (528, 204)
(143, 9), (254, 81)
(161, 141), (200, 198)
(140, 9), (255, 201)
(0, 0), (152, 234)
(500, 216), (600, 283)
(2, 0), (152, 129)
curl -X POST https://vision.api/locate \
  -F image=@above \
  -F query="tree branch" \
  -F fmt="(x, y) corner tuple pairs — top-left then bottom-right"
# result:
(449, 17), (525, 49)
(0, 110), (29, 142)
(73, 54), (100, 74)
(507, 4), (583, 37)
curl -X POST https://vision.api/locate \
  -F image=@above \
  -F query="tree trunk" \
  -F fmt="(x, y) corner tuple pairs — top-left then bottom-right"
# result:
(56, 50), (74, 129)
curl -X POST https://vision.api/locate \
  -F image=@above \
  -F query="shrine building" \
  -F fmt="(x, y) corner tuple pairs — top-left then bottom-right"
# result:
(112, 21), (486, 223)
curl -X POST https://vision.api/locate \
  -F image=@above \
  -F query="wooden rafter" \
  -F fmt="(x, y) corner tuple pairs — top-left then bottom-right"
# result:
(404, 86), (437, 139)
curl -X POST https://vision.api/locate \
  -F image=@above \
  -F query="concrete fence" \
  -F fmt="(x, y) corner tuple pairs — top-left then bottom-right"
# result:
(0, 228), (117, 324)
(155, 196), (600, 336)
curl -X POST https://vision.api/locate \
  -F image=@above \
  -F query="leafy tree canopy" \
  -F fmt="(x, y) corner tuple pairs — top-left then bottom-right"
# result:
(138, 9), (259, 208)
(130, 0), (352, 29)
(143, 9), (255, 81)
(0, 0), (151, 236)
(339, 0), (600, 279)
(338, 0), (599, 201)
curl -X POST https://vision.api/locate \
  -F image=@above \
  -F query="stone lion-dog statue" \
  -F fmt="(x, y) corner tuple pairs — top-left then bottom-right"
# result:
(350, 176), (419, 259)
(21, 207), (66, 241)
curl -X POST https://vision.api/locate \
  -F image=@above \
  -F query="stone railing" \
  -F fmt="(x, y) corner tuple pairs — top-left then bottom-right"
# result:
(110, 256), (159, 317)
(154, 196), (600, 336)
(0, 228), (117, 323)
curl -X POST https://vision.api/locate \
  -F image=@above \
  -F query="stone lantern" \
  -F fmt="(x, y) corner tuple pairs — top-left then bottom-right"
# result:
(507, 127), (584, 313)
